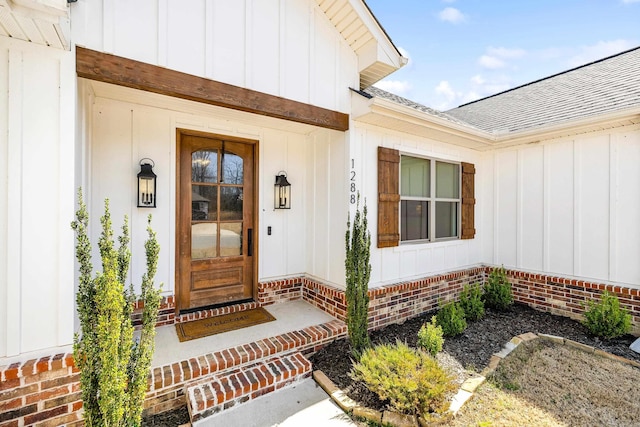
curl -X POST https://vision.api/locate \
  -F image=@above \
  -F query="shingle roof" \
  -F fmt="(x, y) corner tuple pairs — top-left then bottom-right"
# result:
(445, 46), (640, 134)
(363, 86), (476, 128)
(364, 47), (640, 136)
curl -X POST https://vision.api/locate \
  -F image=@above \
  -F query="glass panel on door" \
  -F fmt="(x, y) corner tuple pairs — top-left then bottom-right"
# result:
(191, 148), (244, 260)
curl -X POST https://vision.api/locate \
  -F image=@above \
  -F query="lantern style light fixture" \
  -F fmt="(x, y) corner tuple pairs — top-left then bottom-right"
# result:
(137, 158), (157, 208)
(274, 171), (291, 209)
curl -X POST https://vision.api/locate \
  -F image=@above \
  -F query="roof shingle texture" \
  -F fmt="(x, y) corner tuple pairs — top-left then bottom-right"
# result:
(445, 47), (640, 134)
(366, 47), (640, 136)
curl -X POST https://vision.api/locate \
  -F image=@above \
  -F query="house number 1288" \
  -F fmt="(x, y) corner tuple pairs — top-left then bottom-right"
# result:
(350, 159), (356, 204)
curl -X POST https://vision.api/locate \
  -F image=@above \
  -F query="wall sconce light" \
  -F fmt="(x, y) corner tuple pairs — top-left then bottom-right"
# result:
(274, 171), (291, 209)
(137, 158), (157, 208)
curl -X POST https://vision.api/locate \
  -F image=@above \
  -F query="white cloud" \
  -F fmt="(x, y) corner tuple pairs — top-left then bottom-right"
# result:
(435, 80), (457, 102)
(487, 46), (526, 59)
(567, 39), (637, 67)
(478, 55), (505, 69)
(438, 7), (467, 24)
(374, 80), (412, 95)
(470, 75), (485, 85)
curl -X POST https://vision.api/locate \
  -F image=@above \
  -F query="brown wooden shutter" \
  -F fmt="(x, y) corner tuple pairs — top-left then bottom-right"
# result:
(461, 162), (476, 239)
(378, 147), (400, 247)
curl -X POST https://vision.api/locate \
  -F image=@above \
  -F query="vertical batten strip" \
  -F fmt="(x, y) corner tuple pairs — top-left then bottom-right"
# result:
(6, 48), (23, 357)
(608, 133), (618, 282)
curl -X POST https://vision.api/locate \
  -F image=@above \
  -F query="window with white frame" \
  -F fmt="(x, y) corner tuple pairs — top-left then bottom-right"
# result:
(400, 155), (460, 242)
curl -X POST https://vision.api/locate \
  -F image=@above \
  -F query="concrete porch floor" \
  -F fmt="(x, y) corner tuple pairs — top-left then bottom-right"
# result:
(152, 300), (336, 367)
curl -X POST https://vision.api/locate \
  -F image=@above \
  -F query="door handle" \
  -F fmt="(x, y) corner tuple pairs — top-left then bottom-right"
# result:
(247, 228), (253, 257)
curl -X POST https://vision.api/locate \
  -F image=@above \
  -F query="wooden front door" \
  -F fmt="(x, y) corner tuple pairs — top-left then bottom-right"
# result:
(177, 130), (256, 313)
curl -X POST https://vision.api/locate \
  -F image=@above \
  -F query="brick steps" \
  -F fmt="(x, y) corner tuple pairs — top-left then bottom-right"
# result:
(143, 318), (347, 417)
(186, 352), (312, 423)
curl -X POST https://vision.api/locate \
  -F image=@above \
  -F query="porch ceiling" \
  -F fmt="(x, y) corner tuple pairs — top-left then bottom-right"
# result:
(0, 0), (69, 49)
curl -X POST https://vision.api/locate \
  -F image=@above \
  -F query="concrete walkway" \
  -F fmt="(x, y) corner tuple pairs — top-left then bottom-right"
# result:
(192, 377), (356, 427)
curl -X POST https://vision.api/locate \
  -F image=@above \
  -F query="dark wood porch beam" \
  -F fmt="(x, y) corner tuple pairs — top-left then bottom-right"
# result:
(76, 46), (349, 131)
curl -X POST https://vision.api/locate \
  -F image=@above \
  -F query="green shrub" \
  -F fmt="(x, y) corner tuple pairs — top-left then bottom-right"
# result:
(483, 266), (513, 311)
(459, 284), (485, 322)
(71, 189), (161, 427)
(351, 341), (456, 416)
(345, 193), (372, 359)
(417, 316), (444, 356)
(582, 291), (632, 339)
(436, 301), (467, 337)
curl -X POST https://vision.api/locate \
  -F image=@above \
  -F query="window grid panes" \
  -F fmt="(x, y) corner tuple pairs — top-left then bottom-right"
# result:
(191, 148), (244, 260)
(400, 155), (460, 242)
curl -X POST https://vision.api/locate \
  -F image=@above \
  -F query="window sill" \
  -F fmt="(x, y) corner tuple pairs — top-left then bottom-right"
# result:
(395, 238), (463, 252)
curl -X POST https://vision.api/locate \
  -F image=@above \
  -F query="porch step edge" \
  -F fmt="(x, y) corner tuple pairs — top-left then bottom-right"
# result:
(186, 352), (312, 423)
(148, 319), (346, 392)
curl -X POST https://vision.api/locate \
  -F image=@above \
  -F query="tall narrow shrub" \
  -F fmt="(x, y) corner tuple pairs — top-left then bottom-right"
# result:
(71, 189), (162, 427)
(345, 194), (372, 359)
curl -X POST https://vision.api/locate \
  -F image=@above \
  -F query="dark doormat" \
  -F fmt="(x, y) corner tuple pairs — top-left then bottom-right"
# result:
(175, 307), (276, 342)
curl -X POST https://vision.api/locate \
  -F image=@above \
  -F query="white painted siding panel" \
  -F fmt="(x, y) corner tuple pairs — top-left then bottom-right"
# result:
(309, 133), (329, 280)
(0, 45), (8, 358)
(285, 135), (308, 275)
(576, 135), (610, 281)
(479, 152), (494, 265)
(211, 0), (246, 87)
(0, 39), (75, 358)
(250, 0), (280, 95)
(519, 146), (544, 271)
(282, 0), (310, 103)
(546, 140), (574, 275)
(312, 11), (337, 110)
(132, 108), (173, 294)
(328, 132), (347, 285)
(166, 0), (206, 77)
(113, 0), (158, 64)
(614, 131), (640, 284)
(496, 150), (517, 267)
(20, 53), (61, 353)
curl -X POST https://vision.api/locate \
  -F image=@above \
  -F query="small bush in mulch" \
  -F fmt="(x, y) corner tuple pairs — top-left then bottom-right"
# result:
(436, 301), (467, 337)
(583, 291), (632, 339)
(459, 284), (485, 322)
(483, 266), (513, 311)
(351, 341), (456, 418)
(417, 316), (444, 356)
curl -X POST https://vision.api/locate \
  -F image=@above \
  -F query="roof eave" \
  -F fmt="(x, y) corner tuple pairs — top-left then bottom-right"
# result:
(315, 0), (407, 89)
(353, 94), (640, 151)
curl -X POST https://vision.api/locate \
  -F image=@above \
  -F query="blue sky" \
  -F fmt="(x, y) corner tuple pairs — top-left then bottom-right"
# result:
(366, 0), (640, 110)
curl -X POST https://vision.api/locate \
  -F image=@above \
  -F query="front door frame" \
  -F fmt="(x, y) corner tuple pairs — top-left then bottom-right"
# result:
(175, 128), (259, 314)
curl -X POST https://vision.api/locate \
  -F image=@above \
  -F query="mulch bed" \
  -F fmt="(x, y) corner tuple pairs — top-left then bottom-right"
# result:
(309, 303), (640, 412)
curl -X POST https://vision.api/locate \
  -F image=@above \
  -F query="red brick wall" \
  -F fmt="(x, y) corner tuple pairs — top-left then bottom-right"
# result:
(302, 268), (486, 330)
(0, 354), (82, 427)
(502, 267), (640, 333)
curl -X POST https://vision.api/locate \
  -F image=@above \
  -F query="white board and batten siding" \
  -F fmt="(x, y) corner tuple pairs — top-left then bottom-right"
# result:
(71, 0), (358, 114)
(351, 124), (483, 289)
(482, 126), (640, 286)
(0, 37), (76, 360)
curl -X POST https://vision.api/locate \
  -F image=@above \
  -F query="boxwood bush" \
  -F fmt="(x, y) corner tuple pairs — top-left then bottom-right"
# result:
(583, 291), (632, 339)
